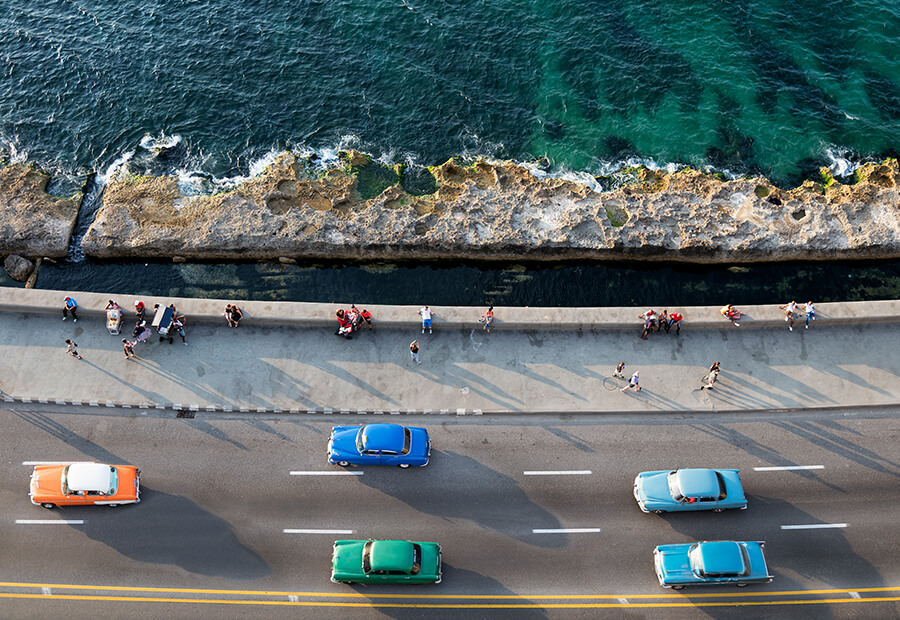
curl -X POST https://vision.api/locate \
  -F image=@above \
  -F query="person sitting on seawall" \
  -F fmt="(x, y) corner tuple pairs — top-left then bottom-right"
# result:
(481, 306), (494, 333)
(720, 304), (742, 327)
(224, 304), (243, 328)
(105, 299), (121, 311)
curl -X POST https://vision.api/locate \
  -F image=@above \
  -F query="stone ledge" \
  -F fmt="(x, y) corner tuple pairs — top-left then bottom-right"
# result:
(1, 287), (897, 330)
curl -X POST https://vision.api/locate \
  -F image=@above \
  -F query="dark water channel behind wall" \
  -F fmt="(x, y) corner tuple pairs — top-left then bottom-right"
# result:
(3, 258), (898, 308)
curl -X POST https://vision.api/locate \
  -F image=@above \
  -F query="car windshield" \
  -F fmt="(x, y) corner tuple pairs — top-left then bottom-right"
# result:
(714, 472), (727, 500)
(411, 543), (421, 575)
(401, 428), (411, 455)
(667, 471), (683, 501)
(61, 465), (70, 494)
(355, 428), (365, 453)
(108, 466), (118, 494)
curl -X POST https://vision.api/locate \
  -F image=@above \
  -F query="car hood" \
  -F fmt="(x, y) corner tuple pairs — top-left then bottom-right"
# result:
(30, 465), (65, 499)
(329, 426), (361, 455)
(332, 540), (366, 575)
(637, 471), (672, 504)
(655, 544), (693, 579)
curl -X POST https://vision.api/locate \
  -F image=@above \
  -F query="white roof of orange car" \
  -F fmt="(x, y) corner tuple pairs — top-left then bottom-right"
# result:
(66, 463), (112, 492)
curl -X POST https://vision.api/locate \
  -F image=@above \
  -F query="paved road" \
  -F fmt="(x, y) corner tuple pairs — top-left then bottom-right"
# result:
(1, 311), (899, 413)
(0, 406), (897, 618)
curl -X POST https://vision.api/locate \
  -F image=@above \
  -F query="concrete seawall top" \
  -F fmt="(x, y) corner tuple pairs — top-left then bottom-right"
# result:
(1, 287), (898, 330)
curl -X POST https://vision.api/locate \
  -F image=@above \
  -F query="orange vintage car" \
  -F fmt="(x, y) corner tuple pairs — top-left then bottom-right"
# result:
(30, 463), (141, 508)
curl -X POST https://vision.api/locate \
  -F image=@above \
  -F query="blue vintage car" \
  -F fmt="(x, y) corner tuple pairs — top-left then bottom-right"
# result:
(654, 540), (773, 589)
(327, 423), (431, 468)
(633, 468), (747, 513)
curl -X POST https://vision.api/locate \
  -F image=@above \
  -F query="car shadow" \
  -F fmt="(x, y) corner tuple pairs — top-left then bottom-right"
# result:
(62, 486), (270, 579)
(354, 450), (565, 548)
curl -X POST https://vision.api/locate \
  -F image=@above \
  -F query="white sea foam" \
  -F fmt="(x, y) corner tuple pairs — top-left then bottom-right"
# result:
(824, 147), (860, 178)
(139, 133), (182, 152)
(97, 150), (134, 185)
(1, 135), (28, 163)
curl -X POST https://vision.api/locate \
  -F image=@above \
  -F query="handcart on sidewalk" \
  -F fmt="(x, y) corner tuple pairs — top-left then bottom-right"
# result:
(151, 304), (175, 344)
(106, 306), (123, 335)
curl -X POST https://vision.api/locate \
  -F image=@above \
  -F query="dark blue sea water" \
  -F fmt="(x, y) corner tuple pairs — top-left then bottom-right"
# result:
(1, 1), (899, 304)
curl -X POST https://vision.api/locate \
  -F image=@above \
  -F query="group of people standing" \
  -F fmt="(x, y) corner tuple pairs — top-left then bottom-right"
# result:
(637, 309), (684, 339)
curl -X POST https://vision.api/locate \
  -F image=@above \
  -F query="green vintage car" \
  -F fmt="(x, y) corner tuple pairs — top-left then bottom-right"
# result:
(331, 539), (442, 584)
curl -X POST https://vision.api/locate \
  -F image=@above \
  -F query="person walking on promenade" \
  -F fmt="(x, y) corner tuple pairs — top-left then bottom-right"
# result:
(709, 361), (721, 373)
(700, 369), (719, 390)
(669, 311), (684, 335)
(802, 301), (815, 329)
(613, 362), (626, 379)
(658, 309), (669, 333)
(779, 300), (798, 331)
(63, 296), (78, 322)
(481, 306), (494, 333)
(134, 300), (146, 321)
(410, 340), (421, 365)
(419, 306), (434, 334)
(64, 339), (82, 360)
(720, 304), (742, 327)
(621, 371), (641, 392)
(360, 308), (374, 330)
(122, 339), (136, 359)
(173, 316), (188, 345)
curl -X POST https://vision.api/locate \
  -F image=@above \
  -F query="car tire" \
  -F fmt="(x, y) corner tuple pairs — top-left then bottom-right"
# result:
(108, 504), (118, 507)
(653, 510), (665, 515)
(713, 508), (725, 513)
(736, 583), (749, 588)
(337, 461), (350, 467)
(399, 463), (410, 469)
(41, 503), (56, 509)
(671, 585), (685, 590)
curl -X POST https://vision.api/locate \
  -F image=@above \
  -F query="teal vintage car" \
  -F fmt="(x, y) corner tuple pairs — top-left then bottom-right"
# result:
(654, 541), (772, 589)
(633, 468), (747, 513)
(331, 539), (442, 584)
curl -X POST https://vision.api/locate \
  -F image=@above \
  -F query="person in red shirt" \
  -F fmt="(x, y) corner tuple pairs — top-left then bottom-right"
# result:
(668, 311), (684, 335)
(360, 308), (373, 330)
(335, 309), (353, 338)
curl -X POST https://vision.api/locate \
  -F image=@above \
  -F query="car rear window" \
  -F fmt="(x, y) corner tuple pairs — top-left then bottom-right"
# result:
(715, 472), (727, 500)
(401, 428), (411, 455)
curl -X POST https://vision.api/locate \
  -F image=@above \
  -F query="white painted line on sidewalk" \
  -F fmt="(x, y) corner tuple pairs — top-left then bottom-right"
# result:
(289, 471), (363, 476)
(283, 529), (353, 534)
(524, 470), (592, 476)
(754, 465), (824, 471)
(781, 523), (847, 530)
(16, 520), (84, 525)
(533, 528), (601, 534)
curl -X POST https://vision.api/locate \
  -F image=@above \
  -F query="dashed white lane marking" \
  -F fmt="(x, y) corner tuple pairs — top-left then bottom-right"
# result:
(753, 465), (824, 471)
(533, 528), (601, 534)
(288, 595), (300, 602)
(617, 598), (629, 605)
(22, 461), (92, 466)
(781, 523), (847, 530)
(289, 471), (363, 476)
(16, 520), (84, 525)
(524, 470), (592, 476)
(849, 592), (861, 599)
(283, 529), (353, 534)
(42, 588), (51, 596)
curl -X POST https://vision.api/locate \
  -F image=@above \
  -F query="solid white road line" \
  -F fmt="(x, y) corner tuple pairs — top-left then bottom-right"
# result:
(523, 470), (592, 476)
(753, 465), (824, 471)
(283, 529), (354, 534)
(16, 520), (84, 525)
(289, 471), (363, 476)
(781, 523), (847, 530)
(532, 528), (601, 534)
(22, 461), (93, 466)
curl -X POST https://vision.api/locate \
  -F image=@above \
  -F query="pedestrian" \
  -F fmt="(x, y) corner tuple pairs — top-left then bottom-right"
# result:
(779, 300), (797, 331)
(709, 361), (721, 373)
(62, 296), (78, 322)
(419, 306), (434, 334)
(482, 306), (494, 333)
(802, 301), (815, 329)
(410, 339), (421, 365)
(134, 300), (146, 321)
(613, 362), (626, 378)
(658, 309), (669, 333)
(133, 320), (151, 343)
(64, 339), (82, 360)
(720, 304), (742, 327)
(700, 369), (719, 391)
(224, 303), (242, 327)
(172, 316), (188, 345)
(122, 339), (136, 359)
(360, 308), (374, 330)
(668, 311), (684, 335)
(348, 305), (363, 331)
(621, 371), (641, 392)
(335, 309), (353, 338)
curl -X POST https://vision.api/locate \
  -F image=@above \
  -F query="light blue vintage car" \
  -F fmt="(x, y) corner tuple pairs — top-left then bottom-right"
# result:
(654, 540), (773, 589)
(633, 468), (747, 513)
(327, 423), (430, 468)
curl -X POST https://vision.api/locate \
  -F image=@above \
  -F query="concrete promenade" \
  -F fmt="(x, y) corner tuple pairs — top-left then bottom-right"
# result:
(1, 288), (898, 414)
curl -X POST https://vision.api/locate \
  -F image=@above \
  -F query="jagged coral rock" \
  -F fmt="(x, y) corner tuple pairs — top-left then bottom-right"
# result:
(80, 153), (900, 262)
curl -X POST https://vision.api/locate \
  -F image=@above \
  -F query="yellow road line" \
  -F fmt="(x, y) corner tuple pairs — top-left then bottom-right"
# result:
(0, 592), (899, 608)
(0, 581), (896, 600)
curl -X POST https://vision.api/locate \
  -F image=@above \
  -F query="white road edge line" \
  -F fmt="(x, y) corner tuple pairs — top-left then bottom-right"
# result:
(16, 520), (84, 525)
(532, 528), (601, 534)
(753, 465), (824, 471)
(781, 523), (847, 530)
(523, 470), (593, 476)
(283, 529), (354, 534)
(289, 471), (364, 476)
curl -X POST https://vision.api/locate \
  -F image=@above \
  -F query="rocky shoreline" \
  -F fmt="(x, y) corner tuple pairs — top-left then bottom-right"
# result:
(2, 152), (899, 267)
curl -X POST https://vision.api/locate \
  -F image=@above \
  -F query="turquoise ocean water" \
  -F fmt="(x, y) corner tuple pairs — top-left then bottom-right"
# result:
(1, 1), (899, 305)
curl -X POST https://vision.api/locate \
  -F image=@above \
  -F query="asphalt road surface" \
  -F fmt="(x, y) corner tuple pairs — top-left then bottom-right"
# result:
(0, 405), (898, 619)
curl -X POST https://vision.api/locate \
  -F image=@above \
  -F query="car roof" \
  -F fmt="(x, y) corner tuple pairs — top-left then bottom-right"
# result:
(362, 424), (405, 450)
(696, 541), (746, 575)
(66, 463), (112, 492)
(369, 540), (414, 572)
(676, 469), (719, 497)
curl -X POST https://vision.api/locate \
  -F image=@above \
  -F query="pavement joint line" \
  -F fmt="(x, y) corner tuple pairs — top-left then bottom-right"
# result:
(15, 520), (84, 525)
(781, 523), (847, 530)
(283, 529), (354, 534)
(533, 528), (602, 534)
(524, 470), (593, 476)
(754, 465), (824, 471)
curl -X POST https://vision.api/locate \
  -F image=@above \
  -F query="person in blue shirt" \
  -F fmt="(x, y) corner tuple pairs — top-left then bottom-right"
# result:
(63, 296), (78, 322)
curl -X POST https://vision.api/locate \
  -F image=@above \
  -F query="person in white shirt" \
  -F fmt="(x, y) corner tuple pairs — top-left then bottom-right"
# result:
(779, 300), (798, 331)
(802, 301), (815, 329)
(419, 306), (434, 334)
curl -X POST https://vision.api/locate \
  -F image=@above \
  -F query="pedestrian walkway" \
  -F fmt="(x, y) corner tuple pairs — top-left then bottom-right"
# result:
(1, 294), (898, 414)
